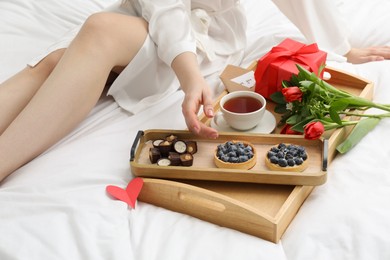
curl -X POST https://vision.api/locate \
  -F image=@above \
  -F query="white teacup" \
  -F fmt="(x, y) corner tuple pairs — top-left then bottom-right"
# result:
(214, 91), (266, 131)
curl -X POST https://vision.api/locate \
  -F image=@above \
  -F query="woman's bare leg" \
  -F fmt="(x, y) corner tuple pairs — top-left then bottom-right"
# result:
(0, 13), (148, 181)
(0, 49), (65, 135)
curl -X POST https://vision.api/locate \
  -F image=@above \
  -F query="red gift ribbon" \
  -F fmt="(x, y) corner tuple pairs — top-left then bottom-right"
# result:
(255, 43), (321, 87)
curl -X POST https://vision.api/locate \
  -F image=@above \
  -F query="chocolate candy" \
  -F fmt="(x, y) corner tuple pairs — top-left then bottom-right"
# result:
(186, 141), (198, 154)
(158, 140), (172, 157)
(168, 152), (181, 166)
(149, 134), (197, 167)
(180, 153), (193, 167)
(152, 139), (163, 148)
(149, 147), (161, 163)
(165, 134), (177, 143)
(157, 158), (171, 166)
(173, 140), (187, 154)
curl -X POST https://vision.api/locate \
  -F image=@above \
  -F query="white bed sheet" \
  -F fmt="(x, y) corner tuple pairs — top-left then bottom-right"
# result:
(1, 0), (390, 259)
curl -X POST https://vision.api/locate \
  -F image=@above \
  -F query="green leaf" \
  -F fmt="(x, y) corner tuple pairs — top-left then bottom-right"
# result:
(279, 113), (291, 125)
(282, 80), (291, 88)
(320, 117), (336, 124)
(309, 72), (320, 82)
(274, 103), (288, 114)
(330, 100), (349, 112)
(329, 107), (342, 125)
(318, 63), (326, 76)
(299, 80), (315, 89)
(290, 74), (300, 85)
(286, 114), (299, 125)
(338, 97), (372, 107)
(336, 117), (381, 154)
(300, 106), (310, 118)
(290, 117), (314, 133)
(270, 91), (285, 104)
(296, 64), (311, 79)
(322, 81), (351, 97)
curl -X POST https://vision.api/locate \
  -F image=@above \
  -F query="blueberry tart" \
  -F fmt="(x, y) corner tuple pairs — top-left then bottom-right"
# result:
(214, 140), (256, 170)
(265, 143), (308, 172)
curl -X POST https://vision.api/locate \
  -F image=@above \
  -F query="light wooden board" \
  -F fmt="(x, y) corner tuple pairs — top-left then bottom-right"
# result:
(131, 130), (327, 186)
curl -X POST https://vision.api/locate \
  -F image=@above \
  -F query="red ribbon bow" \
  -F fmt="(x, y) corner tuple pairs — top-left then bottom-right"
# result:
(255, 43), (321, 85)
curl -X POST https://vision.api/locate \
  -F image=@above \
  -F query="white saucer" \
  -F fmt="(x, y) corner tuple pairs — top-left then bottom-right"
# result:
(210, 110), (277, 134)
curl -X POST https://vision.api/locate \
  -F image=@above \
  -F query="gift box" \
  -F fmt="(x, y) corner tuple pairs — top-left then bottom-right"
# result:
(254, 38), (327, 99)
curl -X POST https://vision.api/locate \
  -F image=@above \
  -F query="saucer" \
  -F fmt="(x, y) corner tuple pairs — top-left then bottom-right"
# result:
(210, 110), (277, 134)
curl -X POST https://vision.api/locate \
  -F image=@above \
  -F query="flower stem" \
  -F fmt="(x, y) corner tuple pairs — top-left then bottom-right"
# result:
(371, 103), (390, 112)
(322, 120), (360, 131)
(297, 65), (350, 97)
(342, 112), (390, 119)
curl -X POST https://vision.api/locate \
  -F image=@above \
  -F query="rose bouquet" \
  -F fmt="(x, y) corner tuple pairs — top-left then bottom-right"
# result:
(271, 65), (390, 154)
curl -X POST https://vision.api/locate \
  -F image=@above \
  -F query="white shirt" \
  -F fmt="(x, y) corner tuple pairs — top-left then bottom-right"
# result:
(131, 0), (350, 67)
(132, 0), (247, 65)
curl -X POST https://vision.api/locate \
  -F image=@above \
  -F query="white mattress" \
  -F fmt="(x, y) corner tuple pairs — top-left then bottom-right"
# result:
(1, 0), (390, 259)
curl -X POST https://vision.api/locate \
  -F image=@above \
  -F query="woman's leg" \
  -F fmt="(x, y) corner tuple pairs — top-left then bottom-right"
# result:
(0, 12), (148, 181)
(0, 49), (65, 135)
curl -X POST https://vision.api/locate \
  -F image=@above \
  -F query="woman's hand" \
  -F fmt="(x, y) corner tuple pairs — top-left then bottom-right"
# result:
(345, 46), (390, 64)
(181, 79), (218, 139)
(171, 52), (218, 139)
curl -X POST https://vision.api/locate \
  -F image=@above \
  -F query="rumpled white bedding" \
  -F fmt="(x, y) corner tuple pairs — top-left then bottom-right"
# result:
(1, 0), (390, 259)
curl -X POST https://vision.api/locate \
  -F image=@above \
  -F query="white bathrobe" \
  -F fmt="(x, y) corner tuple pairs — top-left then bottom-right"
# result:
(28, 0), (348, 114)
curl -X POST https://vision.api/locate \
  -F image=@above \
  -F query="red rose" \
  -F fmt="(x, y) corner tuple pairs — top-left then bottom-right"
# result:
(282, 87), (303, 102)
(304, 121), (325, 140)
(280, 124), (302, 135)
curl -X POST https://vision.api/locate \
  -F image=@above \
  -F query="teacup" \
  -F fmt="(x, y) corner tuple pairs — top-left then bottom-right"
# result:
(214, 91), (266, 131)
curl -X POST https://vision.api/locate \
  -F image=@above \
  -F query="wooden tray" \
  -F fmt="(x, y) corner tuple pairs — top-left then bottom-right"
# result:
(130, 130), (328, 186)
(137, 66), (374, 243)
(139, 178), (308, 243)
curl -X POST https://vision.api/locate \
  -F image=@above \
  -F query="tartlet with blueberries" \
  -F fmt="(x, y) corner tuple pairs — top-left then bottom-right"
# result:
(214, 140), (257, 170)
(265, 143), (308, 172)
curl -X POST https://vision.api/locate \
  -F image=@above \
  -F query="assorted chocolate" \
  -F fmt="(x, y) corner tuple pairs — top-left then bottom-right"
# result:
(147, 133), (308, 172)
(149, 134), (197, 167)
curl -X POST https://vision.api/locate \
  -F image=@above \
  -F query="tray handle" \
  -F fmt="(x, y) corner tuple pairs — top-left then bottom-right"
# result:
(178, 191), (226, 212)
(322, 138), (328, 171)
(130, 130), (144, 162)
(139, 178), (276, 242)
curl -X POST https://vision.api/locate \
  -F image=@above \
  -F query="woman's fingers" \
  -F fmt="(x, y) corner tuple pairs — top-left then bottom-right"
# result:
(182, 90), (218, 139)
(346, 46), (390, 64)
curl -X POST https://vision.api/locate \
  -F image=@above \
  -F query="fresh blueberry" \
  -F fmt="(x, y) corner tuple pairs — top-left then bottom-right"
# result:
(270, 156), (279, 164)
(287, 158), (295, 166)
(237, 147), (245, 156)
(278, 158), (288, 167)
(294, 157), (303, 165)
(227, 151), (236, 158)
(267, 151), (276, 158)
(229, 156), (239, 163)
(239, 155), (249, 162)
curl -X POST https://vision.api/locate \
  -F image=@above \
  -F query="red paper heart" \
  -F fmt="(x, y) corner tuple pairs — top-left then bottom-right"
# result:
(106, 177), (144, 209)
